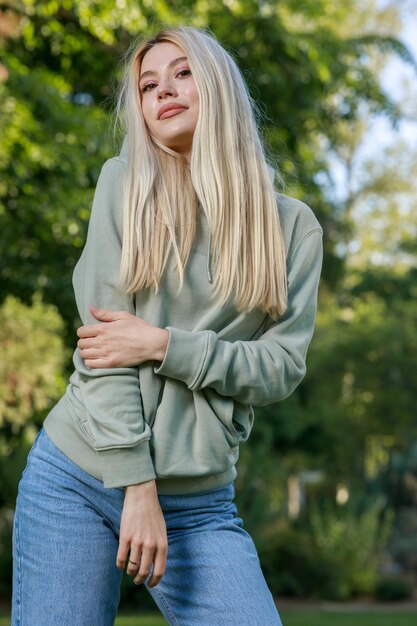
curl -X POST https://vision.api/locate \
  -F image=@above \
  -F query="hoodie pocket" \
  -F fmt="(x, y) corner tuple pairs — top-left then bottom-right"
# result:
(200, 387), (254, 444)
(150, 379), (243, 479)
(65, 395), (96, 446)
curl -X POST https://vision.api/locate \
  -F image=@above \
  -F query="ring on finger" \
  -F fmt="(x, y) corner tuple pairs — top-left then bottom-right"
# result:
(128, 557), (141, 567)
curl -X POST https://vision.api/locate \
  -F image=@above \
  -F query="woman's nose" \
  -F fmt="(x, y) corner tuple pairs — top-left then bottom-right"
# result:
(157, 76), (177, 99)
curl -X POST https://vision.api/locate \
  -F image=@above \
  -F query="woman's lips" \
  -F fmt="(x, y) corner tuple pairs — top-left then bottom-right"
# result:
(159, 107), (187, 120)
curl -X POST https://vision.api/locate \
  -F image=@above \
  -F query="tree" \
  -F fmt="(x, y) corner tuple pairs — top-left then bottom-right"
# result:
(0, 293), (69, 598)
(1, 0), (417, 601)
(1, 0), (414, 335)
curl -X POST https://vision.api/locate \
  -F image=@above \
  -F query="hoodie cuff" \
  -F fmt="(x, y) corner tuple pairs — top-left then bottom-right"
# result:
(153, 326), (210, 389)
(97, 439), (156, 489)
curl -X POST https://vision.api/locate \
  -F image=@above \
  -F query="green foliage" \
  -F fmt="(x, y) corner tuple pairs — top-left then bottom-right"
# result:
(1, 0), (413, 330)
(0, 291), (69, 496)
(374, 576), (413, 601)
(0, 293), (69, 597)
(234, 267), (417, 600)
(310, 500), (393, 598)
(0, 293), (69, 434)
(259, 499), (393, 600)
(0, 50), (111, 334)
(379, 443), (417, 578)
(302, 289), (417, 485)
(1, 0), (416, 605)
(259, 523), (345, 599)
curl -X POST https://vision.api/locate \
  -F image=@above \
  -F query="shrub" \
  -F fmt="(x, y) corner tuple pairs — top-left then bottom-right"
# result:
(0, 293), (69, 432)
(260, 499), (394, 601)
(0, 293), (69, 599)
(259, 524), (349, 600)
(374, 576), (413, 601)
(309, 499), (393, 598)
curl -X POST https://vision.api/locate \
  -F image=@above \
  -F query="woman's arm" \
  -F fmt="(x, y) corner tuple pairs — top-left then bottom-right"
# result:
(76, 306), (169, 368)
(154, 228), (323, 406)
(74, 156), (167, 589)
(72, 157), (156, 489)
(77, 227), (323, 408)
(118, 480), (167, 588)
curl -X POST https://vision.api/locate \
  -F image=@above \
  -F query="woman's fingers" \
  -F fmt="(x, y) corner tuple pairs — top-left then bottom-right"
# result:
(77, 337), (97, 349)
(77, 337), (118, 367)
(90, 308), (134, 322)
(116, 539), (130, 570)
(85, 358), (113, 369)
(77, 327), (138, 368)
(78, 348), (102, 360)
(147, 543), (168, 588)
(123, 541), (168, 587)
(76, 310), (132, 338)
(75, 314), (160, 369)
(133, 543), (157, 585)
(126, 548), (142, 577)
(118, 481), (168, 587)
(124, 543), (165, 587)
(76, 325), (99, 338)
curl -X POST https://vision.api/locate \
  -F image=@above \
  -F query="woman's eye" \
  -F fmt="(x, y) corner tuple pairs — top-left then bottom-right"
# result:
(142, 83), (156, 93)
(141, 69), (191, 93)
(177, 69), (191, 78)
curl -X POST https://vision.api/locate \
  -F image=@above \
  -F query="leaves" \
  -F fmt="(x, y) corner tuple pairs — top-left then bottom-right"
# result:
(1, 0), (416, 599)
(0, 293), (69, 432)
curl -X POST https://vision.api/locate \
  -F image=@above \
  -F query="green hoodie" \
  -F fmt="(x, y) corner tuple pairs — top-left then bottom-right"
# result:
(43, 137), (324, 495)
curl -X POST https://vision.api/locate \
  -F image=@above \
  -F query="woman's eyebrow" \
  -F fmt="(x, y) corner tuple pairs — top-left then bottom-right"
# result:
(139, 56), (188, 82)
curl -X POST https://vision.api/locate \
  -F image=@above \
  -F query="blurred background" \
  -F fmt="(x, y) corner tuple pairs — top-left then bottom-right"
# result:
(1, 0), (417, 623)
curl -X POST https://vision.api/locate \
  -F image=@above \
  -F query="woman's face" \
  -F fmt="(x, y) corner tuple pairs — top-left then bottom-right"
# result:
(139, 42), (199, 162)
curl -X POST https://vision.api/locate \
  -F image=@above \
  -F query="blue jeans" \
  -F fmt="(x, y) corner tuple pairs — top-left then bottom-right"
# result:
(12, 427), (283, 625)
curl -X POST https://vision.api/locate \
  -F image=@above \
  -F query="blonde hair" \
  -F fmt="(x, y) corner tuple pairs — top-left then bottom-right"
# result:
(114, 25), (288, 320)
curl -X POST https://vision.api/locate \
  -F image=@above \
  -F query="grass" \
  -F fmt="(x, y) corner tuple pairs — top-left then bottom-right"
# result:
(281, 611), (417, 626)
(2, 609), (416, 626)
(116, 616), (168, 626)
(114, 612), (417, 626)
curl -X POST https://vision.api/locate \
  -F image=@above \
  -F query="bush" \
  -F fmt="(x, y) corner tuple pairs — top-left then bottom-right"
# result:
(389, 508), (417, 574)
(259, 525), (350, 600)
(374, 576), (413, 601)
(0, 293), (69, 600)
(0, 293), (69, 432)
(260, 499), (394, 601)
(309, 499), (393, 598)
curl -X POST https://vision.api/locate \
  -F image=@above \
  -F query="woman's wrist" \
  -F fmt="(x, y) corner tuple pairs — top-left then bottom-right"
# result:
(124, 479), (157, 495)
(151, 327), (170, 363)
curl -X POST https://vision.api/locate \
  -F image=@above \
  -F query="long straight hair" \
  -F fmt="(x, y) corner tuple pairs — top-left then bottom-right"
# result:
(114, 26), (288, 321)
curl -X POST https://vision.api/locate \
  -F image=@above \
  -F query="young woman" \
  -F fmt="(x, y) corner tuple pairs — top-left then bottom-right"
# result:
(12, 25), (323, 626)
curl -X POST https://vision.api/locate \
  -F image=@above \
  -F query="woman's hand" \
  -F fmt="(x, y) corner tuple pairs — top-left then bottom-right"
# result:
(76, 306), (169, 368)
(117, 479), (168, 588)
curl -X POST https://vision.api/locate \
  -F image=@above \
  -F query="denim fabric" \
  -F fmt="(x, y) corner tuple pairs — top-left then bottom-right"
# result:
(12, 427), (283, 625)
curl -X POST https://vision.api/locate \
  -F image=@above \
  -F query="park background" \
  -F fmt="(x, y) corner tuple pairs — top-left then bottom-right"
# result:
(1, 0), (417, 623)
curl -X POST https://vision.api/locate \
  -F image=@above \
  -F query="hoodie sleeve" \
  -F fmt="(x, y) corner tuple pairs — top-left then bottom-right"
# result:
(153, 227), (323, 406)
(71, 157), (156, 489)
